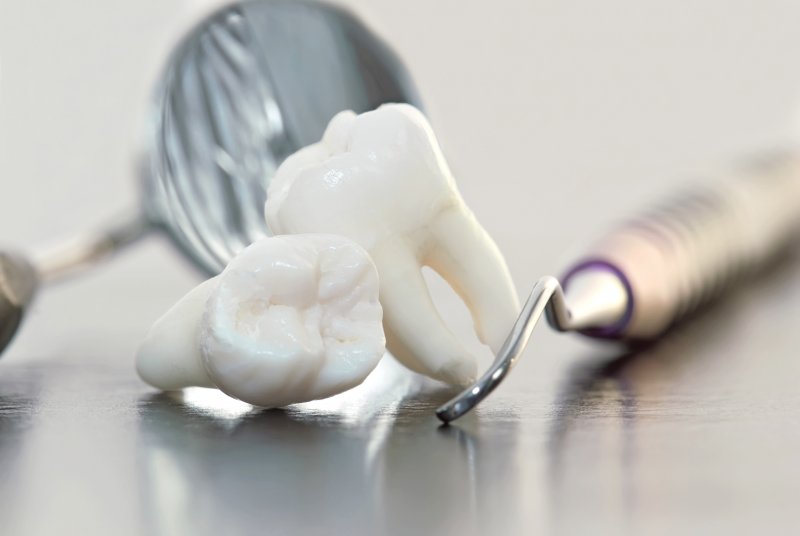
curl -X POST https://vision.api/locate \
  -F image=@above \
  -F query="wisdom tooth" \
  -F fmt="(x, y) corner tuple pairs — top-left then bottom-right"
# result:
(136, 234), (385, 408)
(265, 104), (519, 385)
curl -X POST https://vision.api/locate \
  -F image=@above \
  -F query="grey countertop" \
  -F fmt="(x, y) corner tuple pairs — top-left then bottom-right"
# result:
(2, 257), (800, 535)
(2, 1), (800, 534)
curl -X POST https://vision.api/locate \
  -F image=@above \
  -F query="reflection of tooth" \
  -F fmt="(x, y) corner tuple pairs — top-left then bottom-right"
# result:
(136, 235), (385, 407)
(266, 104), (519, 385)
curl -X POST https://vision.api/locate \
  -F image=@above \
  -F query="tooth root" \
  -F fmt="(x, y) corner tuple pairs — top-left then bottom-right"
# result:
(135, 277), (218, 391)
(371, 241), (478, 386)
(424, 206), (520, 353)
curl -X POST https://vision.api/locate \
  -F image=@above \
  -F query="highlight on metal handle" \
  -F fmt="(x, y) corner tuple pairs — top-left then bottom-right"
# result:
(436, 276), (572, 423)
(33, 213), (150, 283)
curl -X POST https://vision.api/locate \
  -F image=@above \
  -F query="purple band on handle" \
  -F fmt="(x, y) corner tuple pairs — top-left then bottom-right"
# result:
(561, 259), (635, 339)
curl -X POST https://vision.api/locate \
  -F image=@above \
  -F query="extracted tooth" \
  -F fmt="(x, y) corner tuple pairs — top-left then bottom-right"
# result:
(135, 234), (385, 408)
(265, 104), (519, 385)
(136, 278), (218, 391)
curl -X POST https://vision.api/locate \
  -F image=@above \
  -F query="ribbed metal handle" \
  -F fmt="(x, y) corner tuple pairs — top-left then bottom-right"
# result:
(572, 152), (800, 339)
(439, 152), (800, 421)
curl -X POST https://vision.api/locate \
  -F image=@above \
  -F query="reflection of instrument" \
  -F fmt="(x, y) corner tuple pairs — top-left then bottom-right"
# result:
(0, 0), (420, 355)
(439, 152), (800, 422)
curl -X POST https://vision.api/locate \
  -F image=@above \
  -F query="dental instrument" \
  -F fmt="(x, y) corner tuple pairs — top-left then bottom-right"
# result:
(0, 0), (419, 356)
(437, 152), (800, 422)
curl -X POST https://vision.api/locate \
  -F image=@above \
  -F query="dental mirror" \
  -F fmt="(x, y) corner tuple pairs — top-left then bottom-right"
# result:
(0, 0), (421, 354)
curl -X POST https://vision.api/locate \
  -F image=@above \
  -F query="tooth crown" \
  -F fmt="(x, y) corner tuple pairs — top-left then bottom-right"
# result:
(136, 235), (385, 408)
(266, 104), (460, 251)
(265, 104), (520, 386)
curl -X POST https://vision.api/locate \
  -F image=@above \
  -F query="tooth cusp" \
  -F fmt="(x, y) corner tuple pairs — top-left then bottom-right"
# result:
(136, 234), (385, 408)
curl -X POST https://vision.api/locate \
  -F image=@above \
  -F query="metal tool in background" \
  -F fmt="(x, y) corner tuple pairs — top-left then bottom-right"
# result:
(0, 0), (420, 355)
(438, 151), (800, 422)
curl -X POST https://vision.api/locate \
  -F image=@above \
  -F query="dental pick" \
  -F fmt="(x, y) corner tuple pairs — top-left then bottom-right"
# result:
(438, 152), (800, 422)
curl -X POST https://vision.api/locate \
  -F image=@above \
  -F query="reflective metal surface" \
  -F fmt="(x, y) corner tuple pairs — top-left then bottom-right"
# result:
(1, 253), (800, 534)
(438, 275), (571, 423)
(143, 0), (421, 275)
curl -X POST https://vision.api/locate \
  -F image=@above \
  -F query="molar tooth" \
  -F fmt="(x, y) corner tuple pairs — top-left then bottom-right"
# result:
(265, 104), (519, 385)
(135, 235), (385, 407)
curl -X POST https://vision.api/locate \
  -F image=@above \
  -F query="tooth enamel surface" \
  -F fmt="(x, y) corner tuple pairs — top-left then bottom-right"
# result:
(136, 278), (219, 391)
(265, 104), (520, 385)
(136, 235), (385, 408)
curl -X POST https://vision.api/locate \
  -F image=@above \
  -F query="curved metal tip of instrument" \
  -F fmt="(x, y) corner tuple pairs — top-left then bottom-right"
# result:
(435, 276), (571, 423)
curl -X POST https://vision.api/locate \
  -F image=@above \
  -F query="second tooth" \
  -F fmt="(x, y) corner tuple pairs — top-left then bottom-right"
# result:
(265, 104), (519, 385)
(136, 234), (386, 407)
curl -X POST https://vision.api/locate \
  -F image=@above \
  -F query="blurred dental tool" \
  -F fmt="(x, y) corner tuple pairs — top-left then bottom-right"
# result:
(438, 151), (800, 423)
(0, 0), (419, 355)
(0, 254), (39, 352)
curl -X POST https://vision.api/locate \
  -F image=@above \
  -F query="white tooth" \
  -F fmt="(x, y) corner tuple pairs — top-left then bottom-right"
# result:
(265, 104), (519, 385)
(135, 235), (385, 408)
(136, 277), (218, 391)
